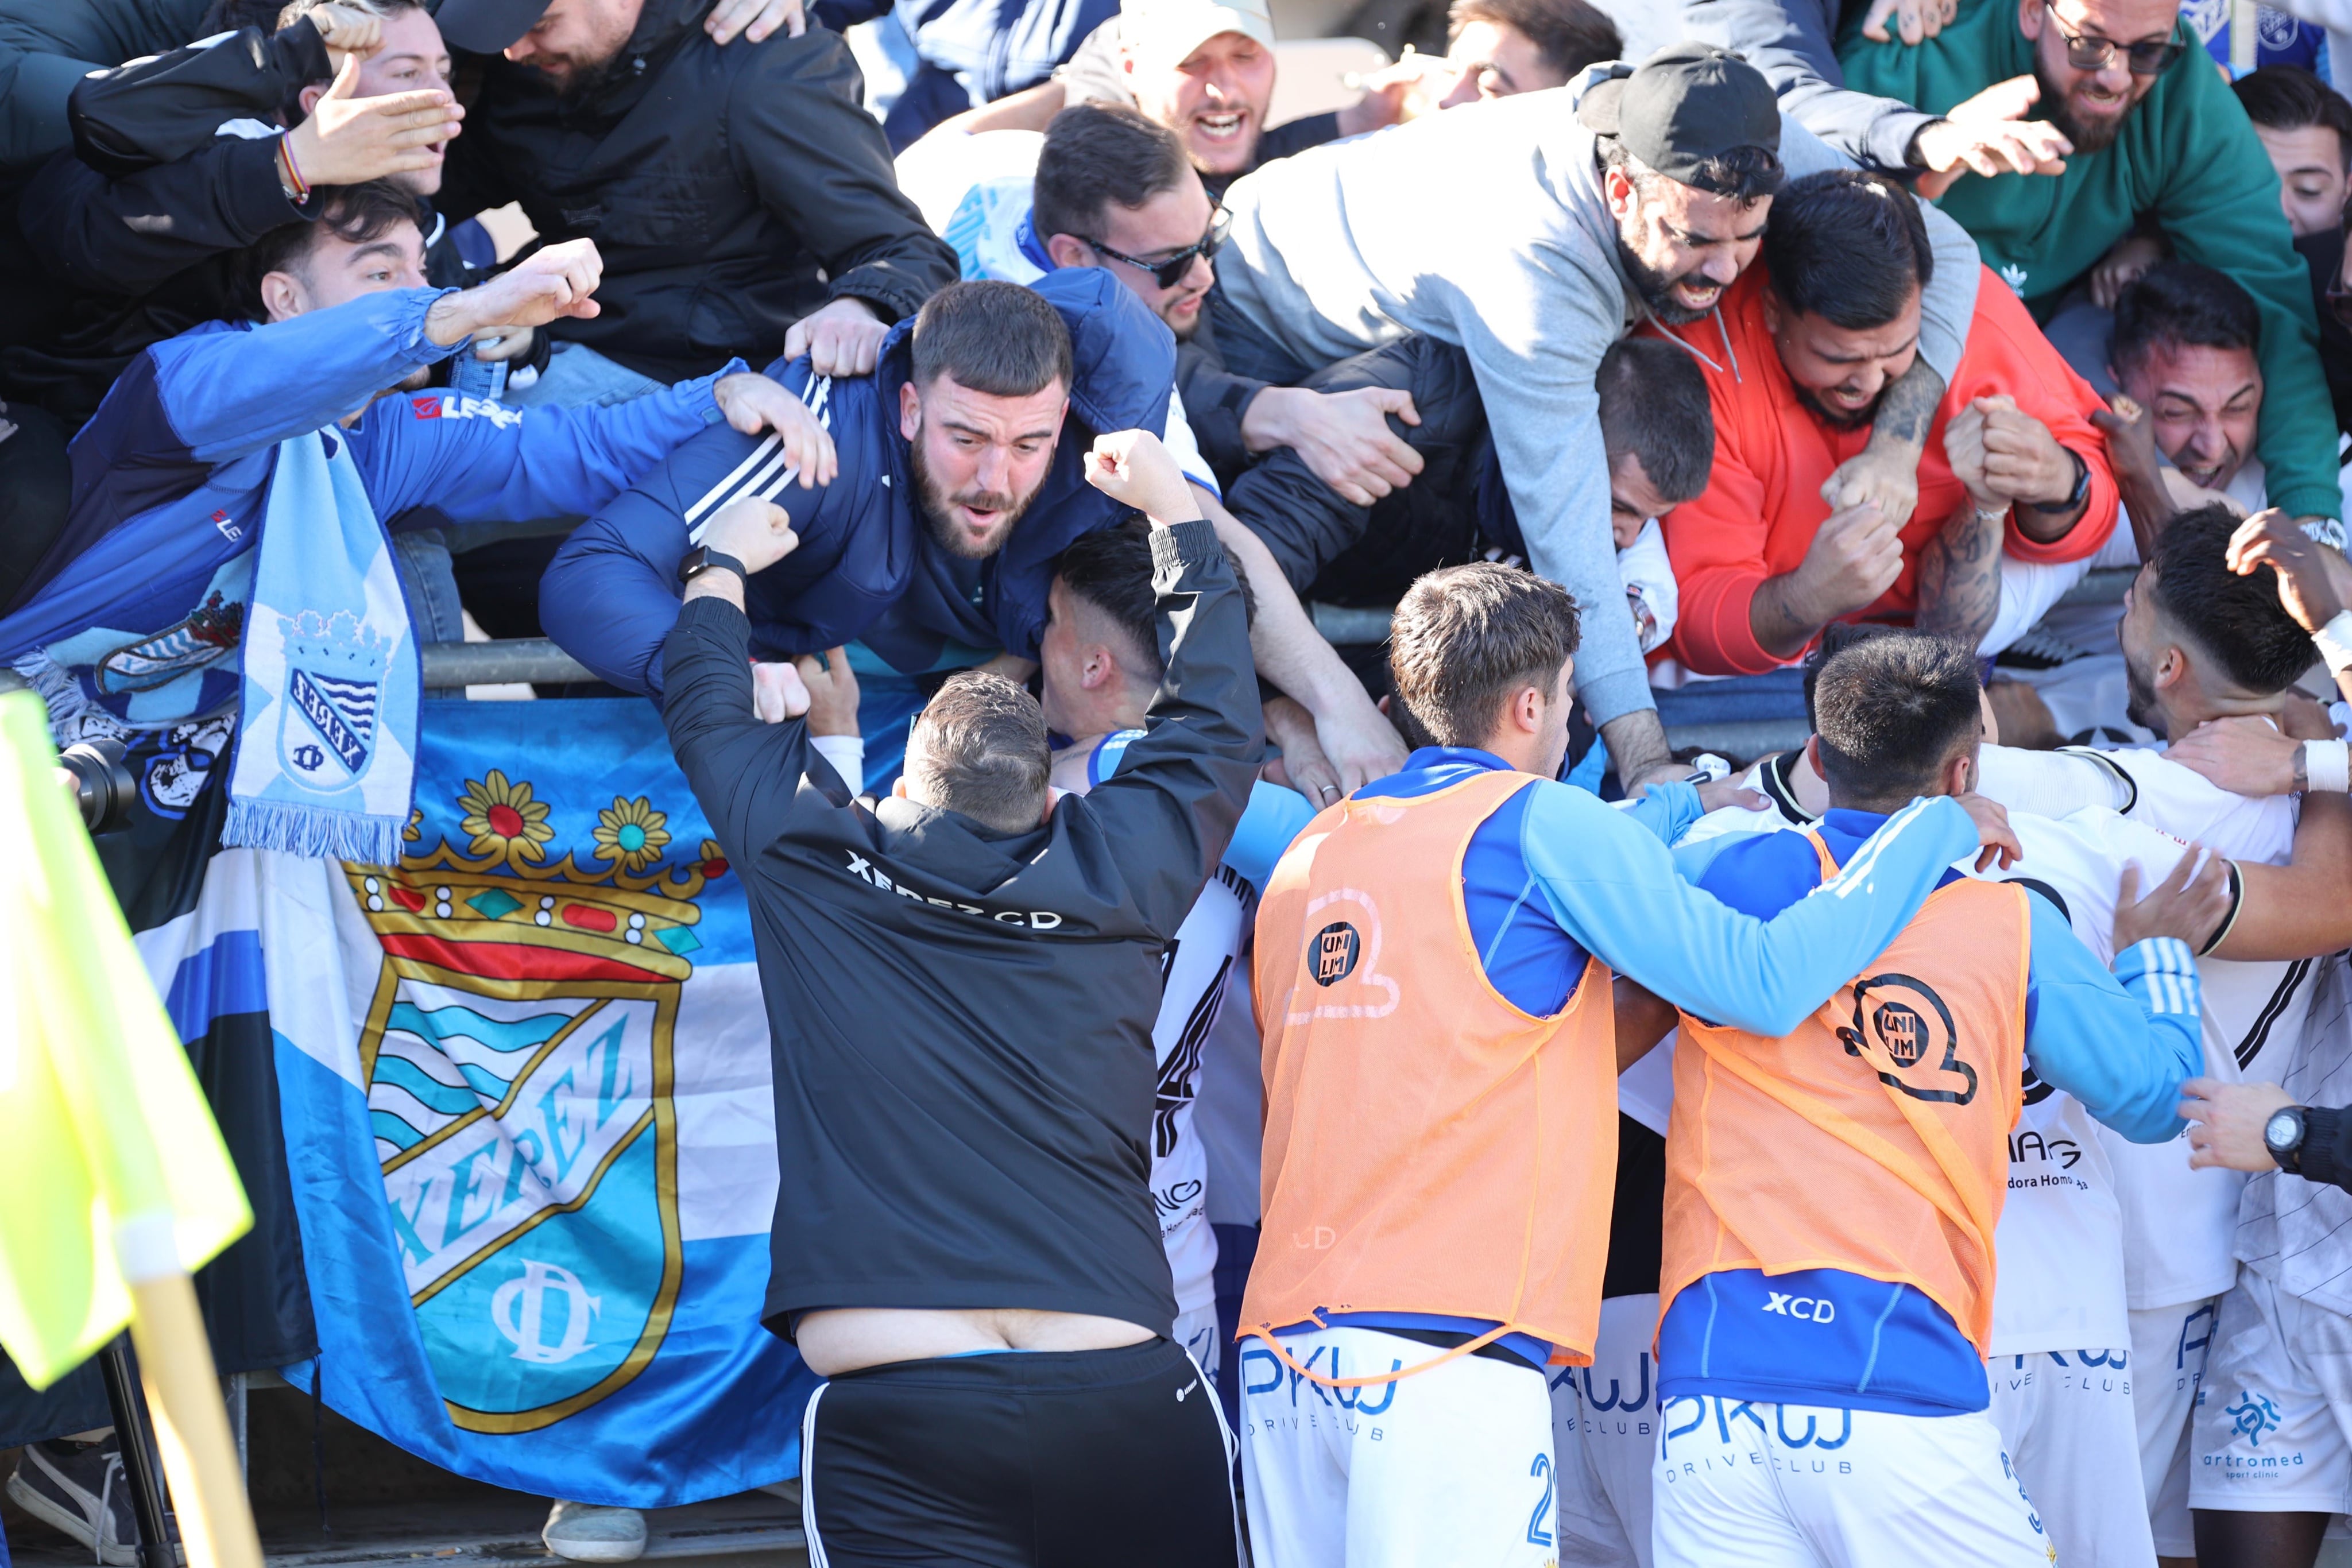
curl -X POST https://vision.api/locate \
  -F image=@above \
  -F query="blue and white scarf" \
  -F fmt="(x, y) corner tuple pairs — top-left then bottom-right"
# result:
(221, 428), (418, 863)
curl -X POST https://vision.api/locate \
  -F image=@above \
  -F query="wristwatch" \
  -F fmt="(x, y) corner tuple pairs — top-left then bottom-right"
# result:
(677, 546), (747, 587)
(2027, 450), (2091, 516)
(2265, 1104), (2310, 1173)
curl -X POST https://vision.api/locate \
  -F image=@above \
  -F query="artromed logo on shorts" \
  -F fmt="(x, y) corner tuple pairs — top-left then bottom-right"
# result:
(1312, 922), (1361, 986)
(1835, 973), (1978, 1105)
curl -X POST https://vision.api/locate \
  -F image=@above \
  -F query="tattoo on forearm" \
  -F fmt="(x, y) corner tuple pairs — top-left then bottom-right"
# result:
(1916, 502), (2003, 645)
(1869, 361), (1946, 449)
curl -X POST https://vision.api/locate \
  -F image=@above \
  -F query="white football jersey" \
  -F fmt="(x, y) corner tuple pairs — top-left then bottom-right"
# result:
(1976, 749), (2311, 1310)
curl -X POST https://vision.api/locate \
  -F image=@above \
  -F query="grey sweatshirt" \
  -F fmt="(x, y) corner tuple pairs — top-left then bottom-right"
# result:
(1212, 71), (1981, 728)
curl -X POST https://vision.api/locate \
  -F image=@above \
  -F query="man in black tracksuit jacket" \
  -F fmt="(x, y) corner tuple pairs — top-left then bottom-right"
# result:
(660, 431), (1255, 1565)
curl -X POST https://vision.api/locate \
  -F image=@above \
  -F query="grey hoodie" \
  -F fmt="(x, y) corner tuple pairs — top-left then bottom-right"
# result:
(1211, 68), (1980, 729)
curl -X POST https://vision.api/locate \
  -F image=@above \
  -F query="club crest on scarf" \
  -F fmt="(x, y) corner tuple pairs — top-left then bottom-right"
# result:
(281, 610), (388, 791)
(344, 778), (724, 1434)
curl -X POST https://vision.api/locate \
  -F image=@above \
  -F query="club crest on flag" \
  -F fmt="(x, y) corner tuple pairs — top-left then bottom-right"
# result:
(280, 610), (387, 791)
(345, 776), (721, 1434)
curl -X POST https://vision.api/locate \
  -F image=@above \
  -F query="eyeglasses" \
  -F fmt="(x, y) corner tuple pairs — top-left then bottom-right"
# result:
(1085, 205), (1231, 289)
(2039, 1), (2187, 75)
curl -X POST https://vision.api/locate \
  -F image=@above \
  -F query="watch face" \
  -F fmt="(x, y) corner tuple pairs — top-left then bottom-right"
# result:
(2267, 1109), (2302, 1150)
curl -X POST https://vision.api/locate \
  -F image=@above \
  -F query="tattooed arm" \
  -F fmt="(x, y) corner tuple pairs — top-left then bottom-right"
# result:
(1914, 494), (2006, 647)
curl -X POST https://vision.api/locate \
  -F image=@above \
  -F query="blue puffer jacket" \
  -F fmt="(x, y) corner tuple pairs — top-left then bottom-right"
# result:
(540, 266), (1176, 696)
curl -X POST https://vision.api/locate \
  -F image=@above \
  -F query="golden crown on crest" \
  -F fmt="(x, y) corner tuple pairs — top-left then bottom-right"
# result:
(342, 769), (722, 986)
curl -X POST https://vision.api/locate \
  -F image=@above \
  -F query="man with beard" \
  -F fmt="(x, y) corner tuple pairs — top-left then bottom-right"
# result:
(1655, 168), (2115, 675)
(547, 274), (1260, 788)
(1201, 44), (1985, 789)
(1839, 0), (2343, 544)
(656, 429), (1255, 1567)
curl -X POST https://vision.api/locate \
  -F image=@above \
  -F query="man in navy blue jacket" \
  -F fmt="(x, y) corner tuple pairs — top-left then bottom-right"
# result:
(546, 270), (1194, 785)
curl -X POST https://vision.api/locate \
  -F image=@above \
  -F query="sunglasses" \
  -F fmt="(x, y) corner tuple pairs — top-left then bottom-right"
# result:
(1086, 205), (1231, 290)
(2040, 1), (2188, 75)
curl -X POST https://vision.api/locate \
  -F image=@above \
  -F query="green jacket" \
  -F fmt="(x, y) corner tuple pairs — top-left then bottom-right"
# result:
(1840, 6), (2341, 521)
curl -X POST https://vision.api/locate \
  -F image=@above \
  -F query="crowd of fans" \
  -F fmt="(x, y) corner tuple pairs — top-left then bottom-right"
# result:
(11, 0), (2352, 1562)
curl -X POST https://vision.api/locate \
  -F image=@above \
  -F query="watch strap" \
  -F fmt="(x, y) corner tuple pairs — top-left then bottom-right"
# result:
(2026, 448), (2090, 515)
(679, 547), (747, 586)
(2301, 1106), (2344, 1187)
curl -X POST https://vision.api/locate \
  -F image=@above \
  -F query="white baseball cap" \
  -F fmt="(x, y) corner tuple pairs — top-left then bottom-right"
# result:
(1119, 0), (1277, 69)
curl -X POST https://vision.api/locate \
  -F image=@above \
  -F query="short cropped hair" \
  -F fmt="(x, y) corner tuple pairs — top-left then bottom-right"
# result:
(2109, 262), (2261, 381)
(909, 280), (1074, 400)
(278, 0), (423, 31)
(2146, 502), (2316, 695)
(241, 179), (425, 311)
(1034, 104), (1194, 248)
(2233, 63), (2352, 167)
(1389, 563), (1581, 748)
(1800, 620), (1903, 731)
(1761, 168), (1933, 331)
(1811, 631), (1983, 804)
(1596, 338), (1713, 506)
(1448, 0), (1622, 80)
(1597, 135), (1784, 206)
(907, 671), (1053, 833)
(1054, 516), (1252, 682)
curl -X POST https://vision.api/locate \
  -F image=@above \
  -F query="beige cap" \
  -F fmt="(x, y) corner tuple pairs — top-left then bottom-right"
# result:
(1119, 0), (1276, 68)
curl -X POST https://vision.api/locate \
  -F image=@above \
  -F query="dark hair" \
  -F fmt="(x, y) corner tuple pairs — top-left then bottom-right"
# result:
(1447, 0), (1622, 81)
(1811, 631), (1983, 805)
(1389, 562), (1581, 747)
(1761, 168), (1932, 330)
(908, 671), (1053, 832)
(1596, 338), (1713, 505)
(1034, 103), (1195, 248)
(1054, 515), (1252, 682)
(2146, 502), (2317, 694)
(1800, 620), (1903, 730)
(909, 280), (1074, 399)
(2232, 63), (2352, 167)
(241, 179), (427, 311)
(2109, 261), (2261, 381)
(1597, 134), (1784, 205)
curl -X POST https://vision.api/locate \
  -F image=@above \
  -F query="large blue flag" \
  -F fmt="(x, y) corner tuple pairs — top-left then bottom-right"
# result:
(136, 696), (813, 1505)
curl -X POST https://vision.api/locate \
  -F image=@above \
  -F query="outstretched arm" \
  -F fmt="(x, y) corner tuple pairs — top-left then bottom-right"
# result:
(1522, 783), (2004, 1035)
(660, 498), (816, 857)
(1080, 433), (1266, 937)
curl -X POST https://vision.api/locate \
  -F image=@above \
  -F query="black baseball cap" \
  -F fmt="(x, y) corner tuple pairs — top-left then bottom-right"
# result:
(432, 0), (553, 52)
(1577, 41), (1780, 184)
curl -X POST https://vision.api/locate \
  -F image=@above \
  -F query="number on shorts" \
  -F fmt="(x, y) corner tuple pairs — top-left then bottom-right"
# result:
(1525, 1452), (1554, 1548)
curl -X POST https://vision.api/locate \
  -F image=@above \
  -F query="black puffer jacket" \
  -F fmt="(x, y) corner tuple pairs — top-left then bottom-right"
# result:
(438, 0), (957, 381)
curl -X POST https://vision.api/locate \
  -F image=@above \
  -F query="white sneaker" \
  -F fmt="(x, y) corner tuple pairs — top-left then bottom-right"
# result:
(541, 1501), (647, 1563)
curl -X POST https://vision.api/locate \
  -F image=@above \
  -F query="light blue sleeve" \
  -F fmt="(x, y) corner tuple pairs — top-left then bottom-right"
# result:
(2022, 901), (2202, 1145)
(357, 362), (743, 526)
(1521, 783), (1979, 1036)
(149, 288), (459, 464)
(1620, 779), (1704, 846)
(1220, 779), (1315, 893)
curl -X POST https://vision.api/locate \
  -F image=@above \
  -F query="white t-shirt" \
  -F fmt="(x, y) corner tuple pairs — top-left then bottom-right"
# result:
(894, 128), (1221, 498)
(1975, 741), (2310, 1310)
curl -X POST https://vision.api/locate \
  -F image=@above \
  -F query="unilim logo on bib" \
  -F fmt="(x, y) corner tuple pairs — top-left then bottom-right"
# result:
(1313, 921), (1361, 986)
(1836, 972), (1978, 1105)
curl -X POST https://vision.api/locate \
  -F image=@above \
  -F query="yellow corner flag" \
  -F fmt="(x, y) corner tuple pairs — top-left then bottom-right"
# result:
(1, 688), (264, 1568)
(0, 688), (251, 1385)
